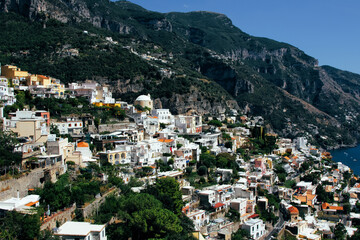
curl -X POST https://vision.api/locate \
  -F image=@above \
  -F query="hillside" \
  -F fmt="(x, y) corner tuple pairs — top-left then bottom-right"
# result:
(1, 0), (360, 148)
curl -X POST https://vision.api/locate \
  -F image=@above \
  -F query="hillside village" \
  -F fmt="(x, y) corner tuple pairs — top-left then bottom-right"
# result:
(1, 64), (360, 240)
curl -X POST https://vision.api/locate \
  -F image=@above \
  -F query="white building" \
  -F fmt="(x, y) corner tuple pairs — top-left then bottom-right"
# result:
(53, 118), (83, 136)
(0, 77), (16, 106)
(68, 81), (115, 104)
(132, 139), (168, 166)
(152, 109), (173, 124)
(55, 221), (107, 240)
(185, 209), (209, 230)
(143, 116), (159, 136)
(242, 219), (266, 240)
(175, 115), (202, 134)
(195, 133), (220, 148)
(230, 198), (247, 217)
(0, 194), (40, 214)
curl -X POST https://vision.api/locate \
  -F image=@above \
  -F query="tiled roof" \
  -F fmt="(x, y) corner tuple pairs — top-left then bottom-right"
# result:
(214, 202), (225, 209)
(288, 206), (299, 215)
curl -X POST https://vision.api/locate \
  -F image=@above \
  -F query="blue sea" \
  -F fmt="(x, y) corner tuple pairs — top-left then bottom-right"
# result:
(331, 145), (360, 176)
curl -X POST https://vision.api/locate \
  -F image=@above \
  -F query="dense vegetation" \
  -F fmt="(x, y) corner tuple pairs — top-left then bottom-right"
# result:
(0, 130), (22, 173)
(94, 177), (195, 240)
(0, 13), (158, 83)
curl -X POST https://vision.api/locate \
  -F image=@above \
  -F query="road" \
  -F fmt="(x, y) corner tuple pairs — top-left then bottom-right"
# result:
(265, 212), (285, 240)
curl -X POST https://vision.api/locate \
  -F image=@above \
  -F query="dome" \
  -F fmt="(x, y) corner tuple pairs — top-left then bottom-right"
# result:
(77, 142), (89, 148)
(135, 94), (152, 101)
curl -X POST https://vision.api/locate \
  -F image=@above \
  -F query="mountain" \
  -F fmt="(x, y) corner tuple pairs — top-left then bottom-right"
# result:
(1, 0), (360, 148)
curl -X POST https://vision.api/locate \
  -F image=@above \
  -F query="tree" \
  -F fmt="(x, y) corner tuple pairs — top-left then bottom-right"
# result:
(300, 162), (310, 172)
(334, 223), (346, 240)
(208, 119), (222, 127)
(98, 193), (184, 240)
(145, 177), (184, 216)
(226, 208), (240, 222)
(131, 208), (182, 239)
(216, 152), (237, 170)
(225, 141), (233, 149)
(200, 152), (216, 168)
(316, 184), (334, 203)
(0, 211), (41, 240)
(197, 165), (207, 176)
(232, 229), (250, 240)
(0, 130), (22, 170)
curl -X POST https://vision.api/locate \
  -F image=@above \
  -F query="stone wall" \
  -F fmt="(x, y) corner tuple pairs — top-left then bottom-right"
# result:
(40, 203), (76, 231)
(0, 164), (65, 201)
(98, 123), (136, 133)
(80, 187), (119, 219)
(0, 168), (44, 201)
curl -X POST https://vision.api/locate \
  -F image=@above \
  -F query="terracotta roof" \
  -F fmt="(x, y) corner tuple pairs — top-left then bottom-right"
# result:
(248, 214), (259, 219)
(288, 206), (299, 215)
(77, 142), (89, 148)
(214, 203), (225, 209)
(25, 200), (39, 207)
(322, 202), (343, 211)
(158, 139), (174, 143)
(38, 75), (49, 79)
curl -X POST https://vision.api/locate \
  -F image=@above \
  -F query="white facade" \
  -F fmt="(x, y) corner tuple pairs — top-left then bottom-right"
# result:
(132, 139), (167, 166)
(173, 158), (188, 170)
(68, 81), (115, 104)
(186, 210), (209, 230)
(242, 219), (266, 240)
(55, 221), (107, 240)
(0, 77), (16, 106)
(230, 198), (247, 216)
(152, 109), (173, 124)
(54, 118), (83, 136)
(195, 133), (220, 148)
(143, 116), (159, 136)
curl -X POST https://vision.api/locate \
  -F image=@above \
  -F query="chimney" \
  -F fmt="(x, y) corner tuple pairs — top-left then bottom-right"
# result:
(17, 190), (20, 200)
(0, 107), (3, 118)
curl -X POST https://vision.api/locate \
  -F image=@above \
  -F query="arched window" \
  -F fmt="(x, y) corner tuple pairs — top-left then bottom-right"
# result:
(121, 153), (126, 159)
(115, 154), (119, 160)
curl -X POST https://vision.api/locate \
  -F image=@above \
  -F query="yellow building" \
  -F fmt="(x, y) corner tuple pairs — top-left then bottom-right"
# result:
(99, 150), (127, 165)
(9, 119), (48, 143)
(1, 65), (29, 80)
(93, 102), (121, 108)
(26, 75), (38, 86)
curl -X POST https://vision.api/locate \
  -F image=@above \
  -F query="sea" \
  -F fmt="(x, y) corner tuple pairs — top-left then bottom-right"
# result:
(331, 145), (360, 176)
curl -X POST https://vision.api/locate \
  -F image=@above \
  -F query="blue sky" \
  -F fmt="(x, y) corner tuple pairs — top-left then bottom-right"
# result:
(129, 0), (360, 74)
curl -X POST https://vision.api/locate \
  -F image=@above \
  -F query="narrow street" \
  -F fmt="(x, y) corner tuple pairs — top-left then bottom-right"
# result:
(265, 212), (284, 240)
